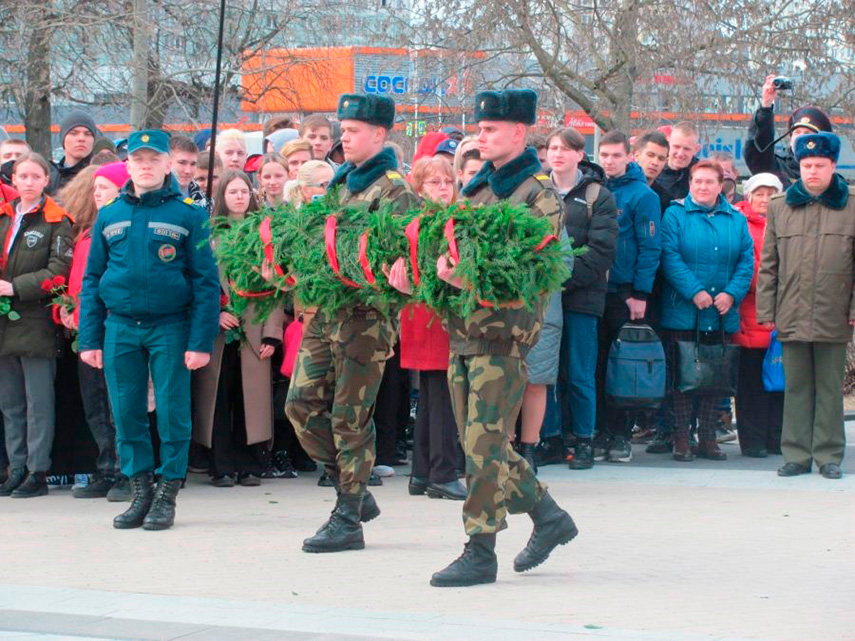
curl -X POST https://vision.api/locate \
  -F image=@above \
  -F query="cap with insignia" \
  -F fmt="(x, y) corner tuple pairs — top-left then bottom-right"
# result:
(473, 89), (538, 125)
(127, 129), (170, 154)
(337, 94), (395, 129)
(788, 106), (832, 135)
(793, 132), (840, 163)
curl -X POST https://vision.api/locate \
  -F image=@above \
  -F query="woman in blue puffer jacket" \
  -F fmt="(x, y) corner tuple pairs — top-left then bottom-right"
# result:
(660, 160), (754, 463)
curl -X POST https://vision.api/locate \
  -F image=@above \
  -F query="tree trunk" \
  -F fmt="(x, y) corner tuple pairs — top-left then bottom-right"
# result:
(23, 4), (52, 157)
(130, 0), (150, 130)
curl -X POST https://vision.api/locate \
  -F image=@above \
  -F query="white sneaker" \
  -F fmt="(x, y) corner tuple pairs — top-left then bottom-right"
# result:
(373, 465), (395, 478)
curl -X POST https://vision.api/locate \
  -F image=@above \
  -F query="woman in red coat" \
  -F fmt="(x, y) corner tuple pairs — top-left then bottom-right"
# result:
(733, 172), (784, 458)
(402, 156), (466, 500)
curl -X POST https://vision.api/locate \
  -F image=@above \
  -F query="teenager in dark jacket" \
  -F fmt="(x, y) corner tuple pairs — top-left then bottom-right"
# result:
(744, 74), (833, 184)
(0, 153), (74, 498)
(48, 111), (99, 195)
(540, 127), (617, 470)
(593, 131), (662, 463)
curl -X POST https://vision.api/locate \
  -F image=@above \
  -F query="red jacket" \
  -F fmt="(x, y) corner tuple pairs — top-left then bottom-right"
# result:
(399, 303), (449, 371)
(732, 200), (773, 349)
(0, 183), (18, 207)
(69, 231), (91, 326)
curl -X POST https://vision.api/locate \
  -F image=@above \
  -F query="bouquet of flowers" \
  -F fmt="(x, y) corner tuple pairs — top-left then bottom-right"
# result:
(41, 275), (79, 350)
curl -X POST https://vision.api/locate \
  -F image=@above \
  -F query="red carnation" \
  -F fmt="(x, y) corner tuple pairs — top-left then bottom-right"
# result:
(220, 292), (229, 308)
(40, 278), (54, 293)
(52, 275), (67, 288)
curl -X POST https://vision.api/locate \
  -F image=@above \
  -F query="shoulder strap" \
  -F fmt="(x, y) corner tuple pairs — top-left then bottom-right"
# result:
(584, 182), (600, 221)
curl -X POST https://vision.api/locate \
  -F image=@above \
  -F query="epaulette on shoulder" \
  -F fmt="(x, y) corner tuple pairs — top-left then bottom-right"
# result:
(385, 170), (406, 184)
(770, 192), (786, 201)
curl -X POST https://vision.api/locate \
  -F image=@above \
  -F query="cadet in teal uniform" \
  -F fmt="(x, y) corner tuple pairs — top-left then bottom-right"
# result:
(78, 130), (220, 531)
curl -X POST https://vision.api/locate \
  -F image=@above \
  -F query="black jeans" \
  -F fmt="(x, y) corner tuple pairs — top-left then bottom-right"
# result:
(736, 347), (783, 452)
(78, 360), (119, 477)
(411, 370), (458, 484)
(211, 343), (266, 476)
(373, 341), (410, 465)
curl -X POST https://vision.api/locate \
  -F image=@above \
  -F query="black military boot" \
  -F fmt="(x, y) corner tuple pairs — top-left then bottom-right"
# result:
(303, 493), (365, 553)
(329, 476), (380, 523)
(520, 443), (538, 473)
(113, 472), (154, 529)
(10, 472), (48, 498)
(514, 492), (578, 573)
(430, 534), (498, 587)
(142, 478), (182, 531)
(0, 467), (28, 497)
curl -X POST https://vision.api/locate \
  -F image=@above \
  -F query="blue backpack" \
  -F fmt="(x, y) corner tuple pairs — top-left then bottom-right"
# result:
(606, 323), (666, 409)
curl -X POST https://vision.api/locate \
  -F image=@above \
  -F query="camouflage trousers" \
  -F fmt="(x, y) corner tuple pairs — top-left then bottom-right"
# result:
(448, 354), (547, 536)
(285, 307), (395, 495)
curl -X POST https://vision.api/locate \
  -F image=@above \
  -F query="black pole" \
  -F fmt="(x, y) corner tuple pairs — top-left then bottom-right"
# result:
(205, 0), (228, 200)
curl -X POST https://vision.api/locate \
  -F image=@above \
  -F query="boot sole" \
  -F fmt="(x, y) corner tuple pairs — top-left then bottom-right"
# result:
(113, 520), (144, 529)
(302, 541), (365, 553)
(72, 491), (110, 499)
(513, 523), (579, 573)
(426, 490), (466, 500)
(430, 575), (497, 587)
(408, 486), (427, 496)
(10, 489), (49, 499)
(142, 521), (174, 531)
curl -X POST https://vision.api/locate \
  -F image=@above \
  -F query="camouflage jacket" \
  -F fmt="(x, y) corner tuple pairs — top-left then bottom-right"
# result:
(449, 148), (563, 358)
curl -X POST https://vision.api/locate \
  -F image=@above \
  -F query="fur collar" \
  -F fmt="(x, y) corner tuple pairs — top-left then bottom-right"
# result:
(461, 146), (542, 199)
(328, 147), (398, 195)
(786, 173), (850, 210)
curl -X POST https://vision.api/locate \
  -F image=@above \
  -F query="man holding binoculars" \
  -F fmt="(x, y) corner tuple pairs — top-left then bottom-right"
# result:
(745, 73), (833, 183)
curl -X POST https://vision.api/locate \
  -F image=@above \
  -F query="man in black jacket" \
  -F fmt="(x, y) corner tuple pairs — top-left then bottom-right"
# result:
(744, 74), (832, 184)
(536, 127), (618, 470)
(48, 111), (99, 194)
(653, 122), (699, 205)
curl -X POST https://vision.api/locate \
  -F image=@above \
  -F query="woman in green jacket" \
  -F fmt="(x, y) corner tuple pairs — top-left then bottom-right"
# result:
(0, 153), (73, 498)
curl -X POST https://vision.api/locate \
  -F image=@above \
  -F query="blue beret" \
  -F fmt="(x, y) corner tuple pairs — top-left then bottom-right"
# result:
(337, 94), (395, 129)
(127, 130), (170, 154)
(794, 132), (840, 163)
(474, 89), (538, 125)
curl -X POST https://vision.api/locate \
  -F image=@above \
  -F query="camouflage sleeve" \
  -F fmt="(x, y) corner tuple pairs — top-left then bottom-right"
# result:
(388, 183), (421, 216)
(529, 187), (563, 234)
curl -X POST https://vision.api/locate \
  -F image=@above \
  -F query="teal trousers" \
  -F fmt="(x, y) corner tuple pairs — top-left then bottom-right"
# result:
(103, 318), (191, 480)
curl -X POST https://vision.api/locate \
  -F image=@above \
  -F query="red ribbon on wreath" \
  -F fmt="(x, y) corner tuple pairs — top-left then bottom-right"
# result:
(404, 217), (421, 286)
(325, 215), (361, 289)
(229, 279), (278, 299)
(257, 216), (296, 288)
(357, 230), (378, 287)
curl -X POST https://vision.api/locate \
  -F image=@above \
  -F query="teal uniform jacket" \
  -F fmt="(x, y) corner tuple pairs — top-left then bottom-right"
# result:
(78, 175), (220, 353)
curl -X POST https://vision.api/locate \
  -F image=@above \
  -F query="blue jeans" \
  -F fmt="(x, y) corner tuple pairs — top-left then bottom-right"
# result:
(558, 311), (598, 439)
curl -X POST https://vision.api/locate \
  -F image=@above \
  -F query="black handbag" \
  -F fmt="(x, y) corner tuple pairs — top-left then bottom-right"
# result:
(675, 317), (739, 396)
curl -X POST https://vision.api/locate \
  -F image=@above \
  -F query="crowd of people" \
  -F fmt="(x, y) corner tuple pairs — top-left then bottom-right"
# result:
(0, 73), (852, 584)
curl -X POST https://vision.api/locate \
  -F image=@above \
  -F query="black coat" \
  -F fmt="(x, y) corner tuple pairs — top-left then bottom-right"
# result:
(744, 106), (799, 184)
(48, 156), (91, 195)
(558, 161), (619, 317)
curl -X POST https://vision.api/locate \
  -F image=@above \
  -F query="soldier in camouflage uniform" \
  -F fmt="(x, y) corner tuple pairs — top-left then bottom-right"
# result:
(285, 94), (418, 553)
(430, 89), (579, 587)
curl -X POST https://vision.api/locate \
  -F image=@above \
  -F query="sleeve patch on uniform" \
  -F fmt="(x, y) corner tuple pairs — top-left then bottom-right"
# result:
(535, 173), (550, 182)
(649, 221), (656, 237)
(102, 221), (131, 239)
(386, 171), (403, 181)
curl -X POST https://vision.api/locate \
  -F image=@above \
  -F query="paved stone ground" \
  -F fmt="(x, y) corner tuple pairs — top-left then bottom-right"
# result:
(1, 428), (853, 641)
